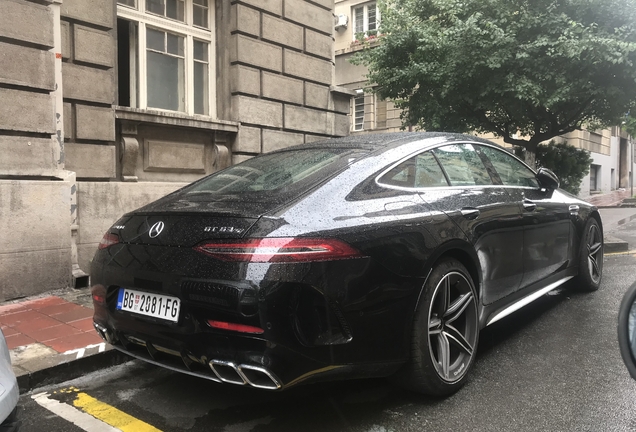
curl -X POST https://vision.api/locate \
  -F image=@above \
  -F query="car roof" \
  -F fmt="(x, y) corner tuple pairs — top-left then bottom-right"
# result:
(269, 132), (500, 154)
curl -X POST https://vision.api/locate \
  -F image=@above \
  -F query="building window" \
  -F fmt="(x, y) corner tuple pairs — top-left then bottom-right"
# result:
(353, 2), (378, 40)
(353, 91), (365, 131)
(146, 0), (185, 21)
(117, 0), (215, 117)
(193, 0), (210, 29)
(590, 164), (600, 191)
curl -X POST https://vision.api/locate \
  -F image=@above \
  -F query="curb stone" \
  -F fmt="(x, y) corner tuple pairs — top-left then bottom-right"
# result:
(17, 348), (131, 394)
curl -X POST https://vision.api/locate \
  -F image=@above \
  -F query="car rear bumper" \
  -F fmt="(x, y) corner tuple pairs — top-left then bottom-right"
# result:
(93, 320), (401, 390)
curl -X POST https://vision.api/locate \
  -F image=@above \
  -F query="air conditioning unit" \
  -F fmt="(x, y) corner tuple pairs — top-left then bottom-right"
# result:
(334, 14), (349, 31)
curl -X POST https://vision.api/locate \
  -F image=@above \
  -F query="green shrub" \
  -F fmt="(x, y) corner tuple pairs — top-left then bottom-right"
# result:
(517, 141), (592, 196)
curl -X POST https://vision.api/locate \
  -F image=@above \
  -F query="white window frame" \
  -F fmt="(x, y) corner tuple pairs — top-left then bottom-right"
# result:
(117, 0), (216, 118)
(353, 90), (365, 131)
(352, 2), (378, 40)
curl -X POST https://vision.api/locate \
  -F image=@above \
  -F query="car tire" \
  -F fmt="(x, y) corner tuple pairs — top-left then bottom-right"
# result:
(572, 217), (603, 292)
(396, 258), (479, 396)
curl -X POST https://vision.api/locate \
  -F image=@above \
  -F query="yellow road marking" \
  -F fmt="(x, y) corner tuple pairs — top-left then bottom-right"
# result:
(72, 391), (162, 432)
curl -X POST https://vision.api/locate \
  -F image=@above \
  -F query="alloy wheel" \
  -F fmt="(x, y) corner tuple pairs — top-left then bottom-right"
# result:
(428, 271), (478, 383)
(587, 223), (603, 284)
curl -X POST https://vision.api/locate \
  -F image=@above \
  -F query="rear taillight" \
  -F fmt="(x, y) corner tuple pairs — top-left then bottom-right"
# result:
(208, 320), (264, 334)
(91, 284), (106, 305)
(194, 238), (362, 263)
(98, 232), (119, 249)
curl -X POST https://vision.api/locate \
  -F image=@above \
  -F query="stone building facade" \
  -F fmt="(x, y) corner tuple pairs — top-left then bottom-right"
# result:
(0, 0), (352, 301)
(333, 0), (635, 199)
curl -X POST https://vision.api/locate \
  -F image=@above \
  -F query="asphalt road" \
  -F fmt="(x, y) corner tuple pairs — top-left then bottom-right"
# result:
(16, 253), (636, 432)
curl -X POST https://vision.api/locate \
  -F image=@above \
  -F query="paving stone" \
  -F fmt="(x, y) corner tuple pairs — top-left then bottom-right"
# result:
(68, 318), (96, 332)
(21, 324), (83, 343)
(45, 332), (103, 353)
(5, 334), (36, 350)
(50, 307), (94, 324)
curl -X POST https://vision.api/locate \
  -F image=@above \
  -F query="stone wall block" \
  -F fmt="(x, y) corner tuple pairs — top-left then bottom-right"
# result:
(0, 42), (55, 91)
(231, 35), (282, 73)
(61, 0), (114, 28)
(62, 63), (114, 104)
(144, 140), (205, 173)
(232, 95), (283, 128)
(231, 4), (260, 37)
(64, 103), (74, 139)
(76, 105), (116, 141)
(285, 105), (331, 135)
(334, 112), (349, 136)
(387, 118), (402, 129)
(284, 50), (333, 85)
(330, 92), (351, 114)
(262, 72), (304, 104)
(232, 154), (254, 164)
(308, 0), (334, 10)
(235, 125), (262, 153)
(0, 0), (54, 48)
(262, 129), (304, 153)
(262, 15), (303, 51)
(61, 21), (71, 59)
(0, 88), (54, 134)
(234, 0), (282, 16)
(65, 143), (116, 178)
(284, 0), (333, 34)
(305, 82), (330, 109)
(230, 65), (261, 96)
(74, 26), (114, 68)
(0, 180), (71, 253)
(0, 137), (59, 176)
(304, 134), (326, 143)
(1, 249), (71, 301)
(305, 29), (333, 60)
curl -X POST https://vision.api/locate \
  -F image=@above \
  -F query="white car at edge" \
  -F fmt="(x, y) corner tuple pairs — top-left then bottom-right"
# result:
(0, 329), (19, 431)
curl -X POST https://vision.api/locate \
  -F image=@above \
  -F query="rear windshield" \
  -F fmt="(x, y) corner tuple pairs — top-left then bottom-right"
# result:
(183, 148), (365, 198)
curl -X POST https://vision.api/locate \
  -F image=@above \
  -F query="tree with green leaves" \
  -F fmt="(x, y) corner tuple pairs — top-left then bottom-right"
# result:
(355, 0), (636, 166)
(516, 141), (593, 195)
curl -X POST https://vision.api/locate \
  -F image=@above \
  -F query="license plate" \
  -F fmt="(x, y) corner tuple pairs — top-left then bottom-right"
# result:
(116, 288), (180, 323)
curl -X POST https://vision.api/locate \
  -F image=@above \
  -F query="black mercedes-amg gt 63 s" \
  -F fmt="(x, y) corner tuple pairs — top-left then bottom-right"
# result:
(91, 132), (603, 396)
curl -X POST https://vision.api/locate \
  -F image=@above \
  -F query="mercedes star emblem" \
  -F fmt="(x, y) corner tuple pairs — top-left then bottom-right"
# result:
(149, 221), (165, 238)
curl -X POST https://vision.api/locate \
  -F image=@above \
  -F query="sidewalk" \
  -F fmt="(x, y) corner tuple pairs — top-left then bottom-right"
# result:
(585, 189), (633, 208)
(1, 289), (128, 393)
(3, 190), (635, 395)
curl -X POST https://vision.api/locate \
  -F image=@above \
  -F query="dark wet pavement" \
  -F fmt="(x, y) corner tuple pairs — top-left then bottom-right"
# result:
(15, 252), (636, 432)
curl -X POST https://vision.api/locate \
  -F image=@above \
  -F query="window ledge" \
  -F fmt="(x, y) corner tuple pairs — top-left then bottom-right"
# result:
(115, 107), (239, 133)
(335, 38), (381, 56)
(330, 85), (357, 97)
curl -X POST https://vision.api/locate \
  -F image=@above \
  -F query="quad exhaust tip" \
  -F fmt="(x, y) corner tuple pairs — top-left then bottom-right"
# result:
(93, 323), (282, 390)
(209, 359), (281, 390)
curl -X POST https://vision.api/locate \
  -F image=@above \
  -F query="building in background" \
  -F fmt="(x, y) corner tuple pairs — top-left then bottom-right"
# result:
(0, 0), (353, 301)
(333, 0), (635, 200)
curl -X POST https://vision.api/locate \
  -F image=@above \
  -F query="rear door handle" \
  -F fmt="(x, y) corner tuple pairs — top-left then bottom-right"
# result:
(523, 200), (537, 212)
(460, 208), (480, 220)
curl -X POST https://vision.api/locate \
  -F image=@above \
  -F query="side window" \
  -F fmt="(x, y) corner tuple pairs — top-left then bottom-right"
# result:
(478, 146), (539, 188)
(378, 151), (449, 188)
(378, 157), (415, 188)
(433, 144), (493, 186)
(414, 151), (448, 187)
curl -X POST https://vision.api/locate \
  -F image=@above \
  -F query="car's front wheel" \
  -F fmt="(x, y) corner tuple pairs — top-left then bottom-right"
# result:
(397, 258), (479, 396)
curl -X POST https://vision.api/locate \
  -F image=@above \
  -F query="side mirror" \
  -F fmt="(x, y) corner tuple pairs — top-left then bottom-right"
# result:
(618, 281), (636, 380)
(536, 167), (560, 190)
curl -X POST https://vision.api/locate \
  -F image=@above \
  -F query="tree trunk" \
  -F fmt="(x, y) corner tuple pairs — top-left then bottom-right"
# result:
(524, 149), (536, 168)
(523, 141), (538, 169)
